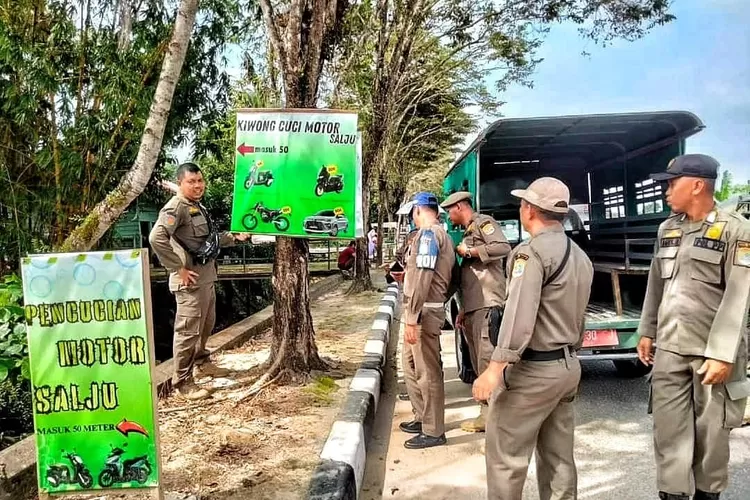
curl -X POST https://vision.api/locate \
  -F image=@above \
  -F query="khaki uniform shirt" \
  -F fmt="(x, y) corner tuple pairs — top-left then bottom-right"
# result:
(492, 226), (593, 363)
(639, 208), (750, 363)
(403, 224), (456, 325)
(148, 195), (235, 291)
(460, 213), (511, 312)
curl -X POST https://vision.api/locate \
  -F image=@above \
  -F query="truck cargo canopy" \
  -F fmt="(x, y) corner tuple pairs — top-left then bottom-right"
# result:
(456, 111), (704, 172)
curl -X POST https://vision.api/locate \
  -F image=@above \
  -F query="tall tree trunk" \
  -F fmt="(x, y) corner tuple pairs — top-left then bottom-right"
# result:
(375, 169), (387, 266)
(256, 0), (345, 381)
(60, 0), (199, 252)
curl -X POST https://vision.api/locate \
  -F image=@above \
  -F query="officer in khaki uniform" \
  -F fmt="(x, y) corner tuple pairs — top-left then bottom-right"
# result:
(149, 162), (248, 400)
(473, 177), (593, 500)
(636, 154), (750, 500)
(440, 191), (511, 432)
(398, 192), (456, 449)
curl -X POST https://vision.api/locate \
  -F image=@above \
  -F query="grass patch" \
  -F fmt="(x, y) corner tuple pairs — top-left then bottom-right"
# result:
(302, 376), (339, 406)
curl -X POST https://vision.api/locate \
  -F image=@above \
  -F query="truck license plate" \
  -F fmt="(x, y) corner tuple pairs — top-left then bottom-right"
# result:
(582, 329), (619, 347)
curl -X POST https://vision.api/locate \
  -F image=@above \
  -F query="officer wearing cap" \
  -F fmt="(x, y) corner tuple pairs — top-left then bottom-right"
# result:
(636, 154), (750, 500)
(149, 162), (249, 400)
(399, 192), (456, 449)
(473, 177), (593, 499)
(440, 191), (511, 433)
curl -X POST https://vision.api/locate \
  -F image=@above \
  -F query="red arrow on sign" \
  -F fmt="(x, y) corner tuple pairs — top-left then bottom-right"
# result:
(237, 143), (254, 156)
(116, 418), (149, 438)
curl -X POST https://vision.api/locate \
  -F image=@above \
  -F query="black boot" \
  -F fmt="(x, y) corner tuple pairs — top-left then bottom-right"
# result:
(404, 433), (446, 449)
(694, 491), (720, 500)
(658, 493), (688, 500)
(398, 420), (422, 434)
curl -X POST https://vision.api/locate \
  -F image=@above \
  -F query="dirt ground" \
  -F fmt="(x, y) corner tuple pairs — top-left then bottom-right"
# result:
(58, 278), (385, 500)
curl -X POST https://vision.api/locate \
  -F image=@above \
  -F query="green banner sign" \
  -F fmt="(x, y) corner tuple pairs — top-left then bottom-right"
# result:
(21, 250), (160, 494)
(230, 109), (363, 239)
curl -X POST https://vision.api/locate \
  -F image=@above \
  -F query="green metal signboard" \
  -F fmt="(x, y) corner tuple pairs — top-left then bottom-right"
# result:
(230, 109), (363, 239)
(21, 250), (161, 495)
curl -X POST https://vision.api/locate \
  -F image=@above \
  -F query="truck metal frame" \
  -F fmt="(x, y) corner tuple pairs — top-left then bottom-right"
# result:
(443, 111), (705, 382)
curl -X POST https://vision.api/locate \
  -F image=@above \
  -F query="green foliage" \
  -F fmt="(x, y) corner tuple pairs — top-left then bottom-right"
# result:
(0, 274), (28, 384)
(0, 377), (33, 448)
(716, 170), (750, 202)
(0, 0), (251, 268)
(303, 375), (339, 406)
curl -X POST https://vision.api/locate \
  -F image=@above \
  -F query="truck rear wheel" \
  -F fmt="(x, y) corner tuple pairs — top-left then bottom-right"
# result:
(613, 359), (652, 378)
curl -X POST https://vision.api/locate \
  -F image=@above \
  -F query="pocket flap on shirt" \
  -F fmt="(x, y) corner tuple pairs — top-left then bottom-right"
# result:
(725, 379), (750, 401)
(656, 247), (678, 259)
(690, 247), (723, 264)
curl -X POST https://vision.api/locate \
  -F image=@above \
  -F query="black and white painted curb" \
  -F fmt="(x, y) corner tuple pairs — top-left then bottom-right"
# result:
(307, 282), (400, 500)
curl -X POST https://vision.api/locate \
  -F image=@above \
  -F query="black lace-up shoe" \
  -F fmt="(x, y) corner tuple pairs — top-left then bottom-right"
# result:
(404, 433), (446, 449)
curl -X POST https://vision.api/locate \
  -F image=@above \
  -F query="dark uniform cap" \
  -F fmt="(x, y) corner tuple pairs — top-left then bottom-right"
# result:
(650, 154), (720, 182)
(440, 191), (473, 208)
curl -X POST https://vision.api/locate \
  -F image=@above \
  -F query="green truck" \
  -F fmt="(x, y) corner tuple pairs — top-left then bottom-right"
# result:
(442, 111), (706, 382)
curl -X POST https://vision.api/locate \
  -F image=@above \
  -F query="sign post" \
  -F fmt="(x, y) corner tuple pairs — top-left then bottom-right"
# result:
(230, 109), (362, 239)
(21, 250), (162, 498)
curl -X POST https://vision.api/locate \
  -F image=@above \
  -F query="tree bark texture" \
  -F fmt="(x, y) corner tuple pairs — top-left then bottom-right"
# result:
(60, 0), (199, 252)
(260, 0), (347, 375)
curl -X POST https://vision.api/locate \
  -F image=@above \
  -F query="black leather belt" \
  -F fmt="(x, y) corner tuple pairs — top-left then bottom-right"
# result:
(521, 347), (570, 361)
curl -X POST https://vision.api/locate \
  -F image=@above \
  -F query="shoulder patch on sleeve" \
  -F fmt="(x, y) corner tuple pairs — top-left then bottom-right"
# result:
(735, 241), (750, 267)
(512, 253), (529, 278)
(164, 214), (176, 226)
(416, 229), (439, 269)
(480, 220), (496, 235)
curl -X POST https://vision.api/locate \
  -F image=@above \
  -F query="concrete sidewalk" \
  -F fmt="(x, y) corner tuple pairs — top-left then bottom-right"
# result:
(364, 325), (488, 499)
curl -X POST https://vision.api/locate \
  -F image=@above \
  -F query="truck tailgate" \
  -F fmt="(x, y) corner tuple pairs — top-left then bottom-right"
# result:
(585, 301), (641, 331)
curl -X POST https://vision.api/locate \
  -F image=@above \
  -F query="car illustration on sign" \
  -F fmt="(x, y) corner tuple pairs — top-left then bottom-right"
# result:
(303, 210), (349, 237)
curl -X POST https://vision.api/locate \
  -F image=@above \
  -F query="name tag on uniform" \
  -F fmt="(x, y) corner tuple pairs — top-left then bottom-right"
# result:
(660, 237), (681, 248)
(416, 230), (439, 269)
(694, 238), (726, 252)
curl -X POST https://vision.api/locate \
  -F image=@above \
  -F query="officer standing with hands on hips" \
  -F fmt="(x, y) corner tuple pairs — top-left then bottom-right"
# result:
(440, 191), (510, 433)
(473, 177), (593, 500)
(637, 154), (750, 500)
(399, 192), (456, 449)
(149, 162), (250, 400)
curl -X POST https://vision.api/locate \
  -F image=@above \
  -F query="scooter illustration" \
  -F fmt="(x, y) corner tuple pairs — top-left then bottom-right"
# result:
(46, 451), (93, 489)
(242, 202), (291, 232)
(244, 160), (274, 190)
(98, 445), (151, 487)
(315, 165), (343, 196)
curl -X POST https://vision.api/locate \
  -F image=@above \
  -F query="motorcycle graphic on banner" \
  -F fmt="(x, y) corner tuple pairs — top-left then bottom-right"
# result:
(230, 109), (363, 239)
(21, 250), (162, 495)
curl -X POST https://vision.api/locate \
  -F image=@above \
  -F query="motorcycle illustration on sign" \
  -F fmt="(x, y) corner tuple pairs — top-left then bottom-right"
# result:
(244, 160), (274, 190)
(242, 202), (291, 232)
(315, 165), (344, 196)
(46, 451), (94, 489)
(98, 445), (152, 487)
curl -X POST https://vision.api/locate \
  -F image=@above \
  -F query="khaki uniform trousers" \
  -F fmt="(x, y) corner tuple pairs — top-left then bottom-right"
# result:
(173, 283), (216, 384)
(464, 307), (495, 377)
(651, 348), (747, 495)
(486, 354), (581, 500)
(465, 308), (495, 410)
(402, 307), (446, 436)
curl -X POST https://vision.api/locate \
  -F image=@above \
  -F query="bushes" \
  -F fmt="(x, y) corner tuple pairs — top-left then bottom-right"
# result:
(0, 274), (33, 449)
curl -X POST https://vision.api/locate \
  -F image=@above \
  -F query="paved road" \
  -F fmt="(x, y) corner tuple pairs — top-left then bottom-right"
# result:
(362, 326), (750, 499)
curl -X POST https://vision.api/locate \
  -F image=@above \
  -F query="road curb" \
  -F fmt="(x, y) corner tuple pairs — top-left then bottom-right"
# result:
(307, 283), (400, 500)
